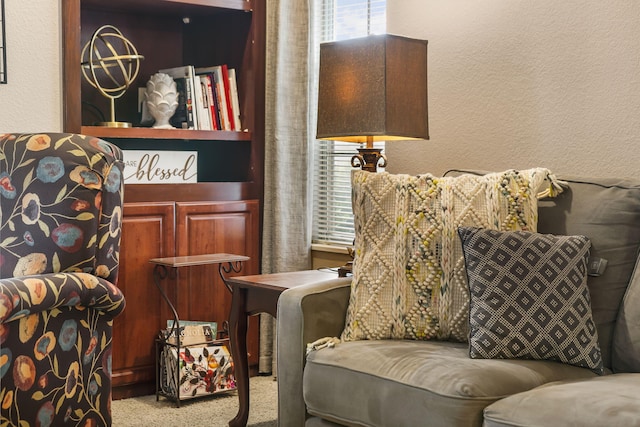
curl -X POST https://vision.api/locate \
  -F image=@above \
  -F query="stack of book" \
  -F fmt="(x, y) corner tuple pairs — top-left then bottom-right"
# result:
(162, 320), (218, 346)
(157, 64), (243, 131)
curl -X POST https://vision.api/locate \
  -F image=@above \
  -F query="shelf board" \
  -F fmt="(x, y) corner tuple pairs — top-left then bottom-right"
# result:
(81, 126), (252, 141)
(165, 0), (253, 11)
(82, 0), (253, 14)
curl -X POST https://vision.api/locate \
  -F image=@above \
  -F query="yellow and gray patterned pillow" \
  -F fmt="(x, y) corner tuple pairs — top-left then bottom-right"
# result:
(341, 168), (561, 342)
(458, 227), (603, 374)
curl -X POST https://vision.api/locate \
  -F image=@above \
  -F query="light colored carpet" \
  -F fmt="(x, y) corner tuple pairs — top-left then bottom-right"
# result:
(112, 375), (278, 426)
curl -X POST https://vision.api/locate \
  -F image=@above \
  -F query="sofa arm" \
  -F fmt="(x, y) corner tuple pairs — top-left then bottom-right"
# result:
(276, 276), (352, 427)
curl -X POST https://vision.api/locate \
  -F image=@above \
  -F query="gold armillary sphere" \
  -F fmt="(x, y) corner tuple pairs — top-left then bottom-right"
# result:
(81, 25), (144, 128)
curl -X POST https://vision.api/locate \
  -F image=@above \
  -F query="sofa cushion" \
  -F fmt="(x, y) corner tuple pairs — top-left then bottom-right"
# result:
(343, 168), (558, 342)
(483, 373), (640, 427)
(459, 227), (603, 374)
(535, 176), (640, 371)
(303, 340), (596, 427)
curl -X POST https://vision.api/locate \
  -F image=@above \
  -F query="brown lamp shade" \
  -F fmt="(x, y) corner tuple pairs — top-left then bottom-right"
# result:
(316, 34), (429, 143)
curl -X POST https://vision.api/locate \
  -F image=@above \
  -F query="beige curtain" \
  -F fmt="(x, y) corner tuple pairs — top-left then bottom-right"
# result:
(260, 0), (317, 374)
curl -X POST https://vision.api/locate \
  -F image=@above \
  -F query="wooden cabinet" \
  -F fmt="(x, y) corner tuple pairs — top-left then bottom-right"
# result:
(62, 0), (266, 398)
(112, 200), (260, 398)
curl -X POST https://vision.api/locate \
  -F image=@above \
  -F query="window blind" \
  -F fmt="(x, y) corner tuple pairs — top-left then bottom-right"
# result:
(312, 0), (387, 246)
(319, 0), (387, 43)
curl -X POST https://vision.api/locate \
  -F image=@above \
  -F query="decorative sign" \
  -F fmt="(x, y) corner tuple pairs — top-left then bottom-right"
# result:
(123, 150), (197, 184)
(1, 0), (6, 84)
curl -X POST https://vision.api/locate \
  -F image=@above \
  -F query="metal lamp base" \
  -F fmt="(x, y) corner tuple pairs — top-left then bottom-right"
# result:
(351, 147), (387, 172)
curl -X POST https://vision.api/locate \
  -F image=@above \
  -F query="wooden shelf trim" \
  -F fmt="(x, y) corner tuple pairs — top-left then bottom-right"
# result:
(123, 181), (259, 203)
(81, 126), (252, 141)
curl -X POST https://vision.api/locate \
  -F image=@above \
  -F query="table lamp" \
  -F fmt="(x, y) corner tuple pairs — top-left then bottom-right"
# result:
(316, 34), (429, 172)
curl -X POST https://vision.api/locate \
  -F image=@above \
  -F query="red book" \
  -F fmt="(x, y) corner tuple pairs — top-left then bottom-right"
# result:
(220, 65), (236, 131)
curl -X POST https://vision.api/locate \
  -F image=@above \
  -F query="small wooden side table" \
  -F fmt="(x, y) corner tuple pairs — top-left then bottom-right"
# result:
(225, 269), (338, 427)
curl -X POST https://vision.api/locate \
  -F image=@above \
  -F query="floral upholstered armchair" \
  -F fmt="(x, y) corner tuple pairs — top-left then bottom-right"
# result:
(0, 133), (126, 426)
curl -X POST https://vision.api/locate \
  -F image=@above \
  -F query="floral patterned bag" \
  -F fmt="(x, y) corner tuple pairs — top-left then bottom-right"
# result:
(159, 339), (236, 400)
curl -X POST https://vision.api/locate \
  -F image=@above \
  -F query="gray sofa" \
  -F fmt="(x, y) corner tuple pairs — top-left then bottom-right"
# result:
(277, 173), (640, 427)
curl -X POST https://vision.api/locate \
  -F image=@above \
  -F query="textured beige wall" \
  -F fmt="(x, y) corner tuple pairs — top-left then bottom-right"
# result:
(386, 1), (640, 179)
(0, 1), (61, 132)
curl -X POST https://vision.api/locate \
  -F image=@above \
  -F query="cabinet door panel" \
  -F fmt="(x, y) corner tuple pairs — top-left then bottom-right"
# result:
(113, 202), (175, 392)
(175, 200), (259, 321)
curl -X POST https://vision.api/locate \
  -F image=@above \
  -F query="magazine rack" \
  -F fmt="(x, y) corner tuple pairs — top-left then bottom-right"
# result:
(150, 253), (249, 406)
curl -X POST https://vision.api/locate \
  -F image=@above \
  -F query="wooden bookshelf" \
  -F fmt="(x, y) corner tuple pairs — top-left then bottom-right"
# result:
(62, 0), (265, 398)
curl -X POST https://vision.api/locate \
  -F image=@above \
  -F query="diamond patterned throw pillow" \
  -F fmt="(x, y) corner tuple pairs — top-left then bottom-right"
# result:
(458, 227), (604, 374)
